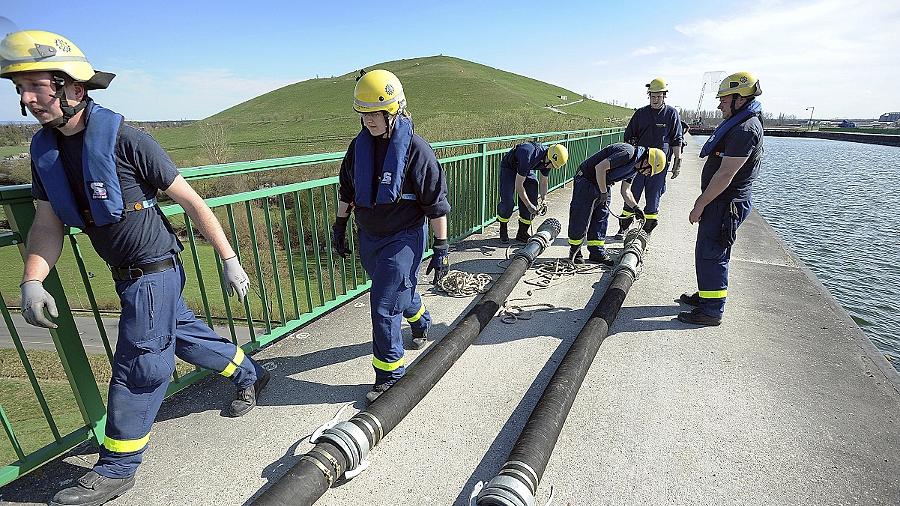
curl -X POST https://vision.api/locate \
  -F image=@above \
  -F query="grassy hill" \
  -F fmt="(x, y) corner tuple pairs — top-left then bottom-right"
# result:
(151, 55), (632, 167)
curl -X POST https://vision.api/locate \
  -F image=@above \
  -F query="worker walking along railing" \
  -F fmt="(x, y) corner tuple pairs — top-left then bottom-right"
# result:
(0, 127), (623, 486)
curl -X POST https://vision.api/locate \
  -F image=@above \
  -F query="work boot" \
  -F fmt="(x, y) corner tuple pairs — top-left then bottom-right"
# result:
(228, 367), (270, 417)
(366, 378), (398, 404)
(679, 292), (701, 306)
(677, 308), (722, 326)
(411, 328), (428, 350)
(50, 470), (135, 506)
(615, 216), (633, 239)
(587, 250), (615, 266)
(642, 218), (658, 234)
(499, 222), (509, 244)
(515, 223), (531, 243)
(568, 246), (584, 264)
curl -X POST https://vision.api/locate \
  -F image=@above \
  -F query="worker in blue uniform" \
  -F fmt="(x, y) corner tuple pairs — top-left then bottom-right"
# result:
(496, 142), (568, 243)
(678, 72), (763, 326)
(2, 30), (269, 506)
(616, 78), (683, 237)
(331, 69), (451, 403)
(567, 143), (665, 265)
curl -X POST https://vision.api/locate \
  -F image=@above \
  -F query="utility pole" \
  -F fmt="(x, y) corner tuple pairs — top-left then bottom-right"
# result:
(806, 106), (815, 131)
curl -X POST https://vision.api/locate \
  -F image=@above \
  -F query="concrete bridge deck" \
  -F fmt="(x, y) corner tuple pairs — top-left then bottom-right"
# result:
(2, 139), (898, 505)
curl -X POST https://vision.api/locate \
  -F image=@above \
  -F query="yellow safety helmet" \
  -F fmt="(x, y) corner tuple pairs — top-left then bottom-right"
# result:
(647, 147), (665, 176)
(646, 78), (667, 93)
(0, 30), (114, 89)
(716, 71), (761, 98)
(546, 144), (569, 169)
(353, 69), (406, 115)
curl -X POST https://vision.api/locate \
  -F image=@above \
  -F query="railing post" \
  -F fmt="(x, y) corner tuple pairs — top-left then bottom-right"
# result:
(0, 185), (107, 444)
(479, 142), (488, 233)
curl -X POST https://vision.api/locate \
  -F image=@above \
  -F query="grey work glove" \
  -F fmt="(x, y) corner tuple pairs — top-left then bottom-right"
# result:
(671, 158), (682, 179)
(223, 256), (250, 303)
(20, 280), (58, 329)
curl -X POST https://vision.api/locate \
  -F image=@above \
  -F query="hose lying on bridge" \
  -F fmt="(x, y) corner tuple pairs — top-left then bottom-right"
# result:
(253, 218), (562, 506)
(475, 227), (651, 506)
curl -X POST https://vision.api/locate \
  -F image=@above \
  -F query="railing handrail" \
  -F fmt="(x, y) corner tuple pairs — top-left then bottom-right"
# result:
(0, 128), (621, 193)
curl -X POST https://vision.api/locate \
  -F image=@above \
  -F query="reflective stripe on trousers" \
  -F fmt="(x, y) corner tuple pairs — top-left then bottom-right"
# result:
(567, 175), (611, 253)
(94, 258), (259, 479)
(358, 224), (431, 384)
(695, 199), (752, 318)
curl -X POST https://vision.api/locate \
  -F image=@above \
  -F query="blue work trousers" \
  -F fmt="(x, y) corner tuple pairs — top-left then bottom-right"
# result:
(567, 175), (611, 253)
(497, 168), (538, 225)
(695, 200), (752, 318)
(94, 256), (259, 479)
(359, 225), (431, 385)
(629, 168), (668, 217)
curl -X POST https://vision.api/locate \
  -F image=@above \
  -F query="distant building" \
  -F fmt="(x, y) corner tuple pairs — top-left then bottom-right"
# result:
(879, 112), (900, 122)
(839, 119), (856, 128)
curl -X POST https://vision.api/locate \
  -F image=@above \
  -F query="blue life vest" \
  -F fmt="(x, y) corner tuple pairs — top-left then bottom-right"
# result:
(700, 100), (762, 158)
(607, 146), (645, 184)
(31, 101), (125, 227)
(353, 116), (416, 208)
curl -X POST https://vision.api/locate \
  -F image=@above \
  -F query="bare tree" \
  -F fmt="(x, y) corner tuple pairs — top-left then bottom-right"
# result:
(199, 121), (230, 164)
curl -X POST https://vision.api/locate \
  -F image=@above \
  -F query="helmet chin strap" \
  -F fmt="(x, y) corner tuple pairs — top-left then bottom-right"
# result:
(42, 74), (87, 129)
(384, 111), (395, 138)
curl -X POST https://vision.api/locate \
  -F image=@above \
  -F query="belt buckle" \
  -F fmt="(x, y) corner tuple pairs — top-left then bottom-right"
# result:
(128, 267), (144, 279)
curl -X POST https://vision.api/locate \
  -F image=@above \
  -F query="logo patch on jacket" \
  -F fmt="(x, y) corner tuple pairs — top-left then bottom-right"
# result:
(380, 172), (392, 185)
(89, 182), (108, 200)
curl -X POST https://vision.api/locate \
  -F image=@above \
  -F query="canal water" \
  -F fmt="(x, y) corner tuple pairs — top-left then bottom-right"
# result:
(695, 134), (900, 370)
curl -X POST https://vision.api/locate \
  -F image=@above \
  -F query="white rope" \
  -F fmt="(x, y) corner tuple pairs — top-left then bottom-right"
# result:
(436, 269), (494, 297)
(499, 258), (604, 324)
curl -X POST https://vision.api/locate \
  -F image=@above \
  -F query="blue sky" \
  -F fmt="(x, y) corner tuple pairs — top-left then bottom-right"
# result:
(1, 0), (897, 121)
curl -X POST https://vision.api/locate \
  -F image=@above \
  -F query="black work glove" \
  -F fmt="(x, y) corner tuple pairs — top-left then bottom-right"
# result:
(633, 208), (646, 222)
(331, 216), (350, 258)
(671, 158), (682, 179)
(426, 239), (450, 286)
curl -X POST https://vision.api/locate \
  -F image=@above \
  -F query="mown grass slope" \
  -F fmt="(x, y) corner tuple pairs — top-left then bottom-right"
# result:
(151, 55), (631, 166)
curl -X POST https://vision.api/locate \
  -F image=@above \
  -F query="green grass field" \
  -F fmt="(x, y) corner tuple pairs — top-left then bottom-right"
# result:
(0, 226), (351, 324)
(822, 127), (900, 135)
(0, 146), (29, 158)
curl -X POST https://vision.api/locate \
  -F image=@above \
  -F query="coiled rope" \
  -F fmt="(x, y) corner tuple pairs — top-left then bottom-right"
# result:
(436, 270), (493, 297)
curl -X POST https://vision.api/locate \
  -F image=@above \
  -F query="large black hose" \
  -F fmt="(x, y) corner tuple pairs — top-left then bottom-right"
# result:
(254, 219), (562, 506)
(476, 228), (651, 506)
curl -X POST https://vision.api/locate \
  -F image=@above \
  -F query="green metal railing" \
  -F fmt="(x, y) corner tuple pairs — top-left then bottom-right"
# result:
(0, 127), (623, 486)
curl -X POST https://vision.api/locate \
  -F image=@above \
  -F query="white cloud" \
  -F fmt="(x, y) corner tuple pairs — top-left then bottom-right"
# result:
(101, 68), (299, 120)
(630, 46), (663, 57)
(571, 0), (900, 119)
